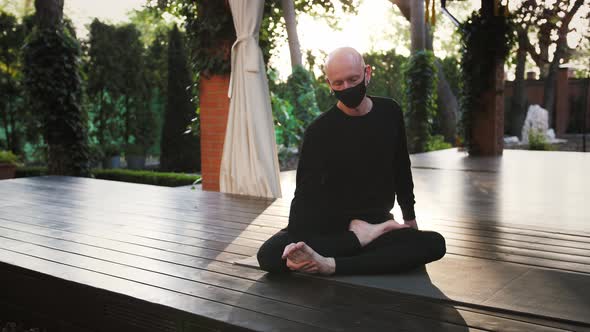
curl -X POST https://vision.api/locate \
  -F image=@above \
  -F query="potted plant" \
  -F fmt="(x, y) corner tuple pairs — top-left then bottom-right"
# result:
(125, 143), (147, 170)
(102, 144), (121, 169)
(0, 150), (19, 179)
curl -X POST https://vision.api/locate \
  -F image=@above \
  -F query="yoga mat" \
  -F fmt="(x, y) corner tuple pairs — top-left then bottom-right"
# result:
(234, 254), (590, 325)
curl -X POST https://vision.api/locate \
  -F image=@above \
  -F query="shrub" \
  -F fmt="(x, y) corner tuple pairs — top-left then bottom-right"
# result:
(92, 168), (200, 187)
(270, 92), (302, 151)
(15, 166), (201, 187)
(284, 66), (321, 140)
(426, 135), (453, 152)
(528, 130), (553, 151)
(15, 166), (48, 177)
(403, 50), (438, 153)
(365, 50), (408, 102)
(0, 150), (19, 165)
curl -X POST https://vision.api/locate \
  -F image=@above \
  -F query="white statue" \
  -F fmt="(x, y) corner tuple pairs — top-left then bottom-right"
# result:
(521, 104), (549, 144)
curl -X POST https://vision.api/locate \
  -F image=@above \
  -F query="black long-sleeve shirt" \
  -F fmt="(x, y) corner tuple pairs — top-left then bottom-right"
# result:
(287, 96), (416, 240)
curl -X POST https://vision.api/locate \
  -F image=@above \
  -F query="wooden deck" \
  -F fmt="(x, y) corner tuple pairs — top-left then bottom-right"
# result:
(0, 148), (589, 331)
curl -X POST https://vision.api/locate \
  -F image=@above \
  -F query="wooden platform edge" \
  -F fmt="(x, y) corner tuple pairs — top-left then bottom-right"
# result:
(0, 259), (254, 332)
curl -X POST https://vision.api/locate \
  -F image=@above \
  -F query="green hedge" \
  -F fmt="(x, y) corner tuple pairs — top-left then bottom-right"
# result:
(93, 169), (200, 187)
(15, 166), (48, 177)
(15, 166), (201, 187)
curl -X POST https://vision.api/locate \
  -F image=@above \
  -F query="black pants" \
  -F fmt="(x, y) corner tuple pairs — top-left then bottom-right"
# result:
(257, 228), (446, 275)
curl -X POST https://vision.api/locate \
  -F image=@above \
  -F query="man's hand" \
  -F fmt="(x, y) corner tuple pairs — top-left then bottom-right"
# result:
(404, 219), (419, 230)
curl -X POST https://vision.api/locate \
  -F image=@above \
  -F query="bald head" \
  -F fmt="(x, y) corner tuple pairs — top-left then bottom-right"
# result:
(324, 47), (370, 92)
(325, 47), (365, 75)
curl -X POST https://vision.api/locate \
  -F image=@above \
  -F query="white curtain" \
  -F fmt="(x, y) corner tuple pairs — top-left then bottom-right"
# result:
(220, 0), (282, 198)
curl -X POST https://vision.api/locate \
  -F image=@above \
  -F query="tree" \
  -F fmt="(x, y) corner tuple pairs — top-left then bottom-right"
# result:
(539, 0), (584, 123)
(86, 19), (123, 153)
(507, 0), (585, 129)
(86, 20), (160, 157)
(391, 0), (458, 142)
(128, 7), (175, 47)
(22, 0), (89, 176)
(0, 11), (25, 153)
(281, 0), (303, 68)
(410, 0), (425, 52)
(364, 50), (407, 103)
(144, 29), (169, 156)
(160, 25), (200, 172)
(115, 24), (146, 145)
(507, 3), (534, 137)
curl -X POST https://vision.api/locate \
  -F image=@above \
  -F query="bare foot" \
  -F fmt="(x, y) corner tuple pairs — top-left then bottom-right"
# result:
(349, 219), (409, 247)
(282, 242), (307, 262)
(282, 242), (336, 275)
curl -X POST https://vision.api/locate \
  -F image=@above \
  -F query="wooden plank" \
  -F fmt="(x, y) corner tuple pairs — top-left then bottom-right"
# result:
(0, 236), (488, 331)
(0, 204), (277, 240)
(427, 217), (590, 241)
(2, 199), (590, 274)
(0, 216), (257, 260)
(6, 176), (587, 249)
(0, 249), (322, 332)
(9, 178), (588, 245)
(0, 183), (288, 230)
(11, 166), (588, 239)
(6, 198), (587, 272)
(0, 218), (266, 280)
(4, 185), (590, 256)
(4, 202), (590, 273)
(4, 204), (590, 276)
(0, 205), (590, 330)
(0, 226), (581, 331)
(0, 206), (267, 252)
(444, 247), (590, 274)
(2, 177), (590, 330)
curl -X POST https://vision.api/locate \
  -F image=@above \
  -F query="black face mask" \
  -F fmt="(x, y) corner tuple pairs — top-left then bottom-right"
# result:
(333, 70), (367, 108)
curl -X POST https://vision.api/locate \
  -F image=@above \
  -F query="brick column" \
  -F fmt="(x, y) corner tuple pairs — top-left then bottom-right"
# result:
(554, 67), (569, 135)
(200, 75), (230, 192)
(470, 62), (505, 156)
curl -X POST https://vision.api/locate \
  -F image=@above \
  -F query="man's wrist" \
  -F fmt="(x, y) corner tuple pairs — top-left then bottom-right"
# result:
(404, 218), (419, 229)
(402, 213), (416, 222)
(400, 206), (415, 222)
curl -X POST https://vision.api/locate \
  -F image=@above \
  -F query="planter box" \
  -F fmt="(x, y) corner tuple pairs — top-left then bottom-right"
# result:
(126, 155), (146, 170)
(0, 163), (17, 180)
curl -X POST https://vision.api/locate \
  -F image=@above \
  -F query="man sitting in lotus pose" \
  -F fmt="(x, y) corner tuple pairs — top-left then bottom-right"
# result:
(257, 47), (446, 275)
